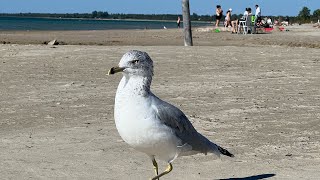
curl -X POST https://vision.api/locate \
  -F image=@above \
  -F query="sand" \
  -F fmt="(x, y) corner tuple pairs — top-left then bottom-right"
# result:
(1, 24), (320, 48)
(0, 24), (320, 179)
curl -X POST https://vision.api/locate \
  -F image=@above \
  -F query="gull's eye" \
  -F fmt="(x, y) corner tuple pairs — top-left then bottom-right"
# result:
(131, 60), (139, 64)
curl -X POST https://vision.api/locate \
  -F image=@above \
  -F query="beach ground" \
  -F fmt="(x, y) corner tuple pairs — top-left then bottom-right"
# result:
(1, 24), (320, 48)
(0, 24), (320, 179)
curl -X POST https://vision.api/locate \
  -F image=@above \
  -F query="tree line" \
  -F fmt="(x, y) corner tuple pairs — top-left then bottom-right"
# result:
(0, 7), (319, 24)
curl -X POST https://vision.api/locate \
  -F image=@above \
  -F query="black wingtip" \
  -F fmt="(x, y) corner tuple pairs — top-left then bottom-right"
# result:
(218, 146), (234, 157)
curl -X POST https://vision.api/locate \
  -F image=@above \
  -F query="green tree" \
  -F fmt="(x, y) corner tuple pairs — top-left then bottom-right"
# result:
(97, 11), (103, 18)
(312, 9), (320, 21)
(191, 13), (199, 21)
(102, 11), (109, 18)
(92, 11), (98, 18)
(298, 6), (311, 23)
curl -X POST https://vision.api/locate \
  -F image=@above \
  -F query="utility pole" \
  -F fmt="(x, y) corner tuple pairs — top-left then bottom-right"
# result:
(182, 0), (193, 46)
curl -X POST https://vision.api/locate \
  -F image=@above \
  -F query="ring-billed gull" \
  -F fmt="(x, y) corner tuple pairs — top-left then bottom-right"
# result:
(108, 50), (234, 179)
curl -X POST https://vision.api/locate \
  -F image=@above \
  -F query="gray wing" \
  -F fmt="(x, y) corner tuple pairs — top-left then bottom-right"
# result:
(151, 96), (220, 155)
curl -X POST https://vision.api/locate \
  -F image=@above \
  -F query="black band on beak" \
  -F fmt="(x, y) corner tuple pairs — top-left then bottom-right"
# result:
(109, 67), (116, 75)
(108, 66), (125, 75)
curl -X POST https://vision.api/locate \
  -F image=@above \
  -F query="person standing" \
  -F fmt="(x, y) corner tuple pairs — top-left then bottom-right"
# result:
(177, 16), (181, 28)
(255, 4), (261, 19)
(215, 5), (223, 28)
(243, 8), (249, 18)
(224, 9), (232, 31)
(254, 5), (261, 33)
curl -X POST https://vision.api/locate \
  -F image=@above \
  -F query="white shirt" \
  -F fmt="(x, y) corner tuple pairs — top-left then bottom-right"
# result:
(267, 18), (272, 24)
(255, 7), (261, 17)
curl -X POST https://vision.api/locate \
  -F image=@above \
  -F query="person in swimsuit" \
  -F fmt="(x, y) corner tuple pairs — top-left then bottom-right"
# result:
(215, 5), (223, 28)
(224, 9), (232, 30)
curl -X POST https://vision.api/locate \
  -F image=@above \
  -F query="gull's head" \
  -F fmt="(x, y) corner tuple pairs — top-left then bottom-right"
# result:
(108, 50), (153, 77)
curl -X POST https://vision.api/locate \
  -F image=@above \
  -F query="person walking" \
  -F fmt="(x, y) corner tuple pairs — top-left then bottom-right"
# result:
(224, 8), (232, 31)
(215, 5), (223, 28)
(177, 16), (181, 28)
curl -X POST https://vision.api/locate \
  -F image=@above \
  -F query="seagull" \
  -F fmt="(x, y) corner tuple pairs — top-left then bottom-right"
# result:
(108, 50), (234, 180)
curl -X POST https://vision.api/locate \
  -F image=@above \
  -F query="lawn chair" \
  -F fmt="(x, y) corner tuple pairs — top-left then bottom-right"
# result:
(237, 15), (253, 34)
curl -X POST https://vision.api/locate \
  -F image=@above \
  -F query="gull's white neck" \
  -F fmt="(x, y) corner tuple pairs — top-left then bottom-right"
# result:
(114, 74), (153, 118)
(116, 74), (152, 97)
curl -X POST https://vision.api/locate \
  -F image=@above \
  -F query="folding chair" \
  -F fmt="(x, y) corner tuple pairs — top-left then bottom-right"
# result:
(237, 15), (253, 34)
(237, 15), (248, 34)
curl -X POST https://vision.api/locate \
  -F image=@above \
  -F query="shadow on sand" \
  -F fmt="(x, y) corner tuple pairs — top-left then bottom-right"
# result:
(219, 173), (276, 180)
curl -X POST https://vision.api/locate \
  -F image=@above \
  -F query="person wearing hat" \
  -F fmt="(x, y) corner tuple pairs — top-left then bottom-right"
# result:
(224, 8), (232, 31)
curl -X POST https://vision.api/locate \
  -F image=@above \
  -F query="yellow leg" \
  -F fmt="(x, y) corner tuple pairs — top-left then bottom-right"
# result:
(152, 159), (159, 178)
(151, 163), (173, 180)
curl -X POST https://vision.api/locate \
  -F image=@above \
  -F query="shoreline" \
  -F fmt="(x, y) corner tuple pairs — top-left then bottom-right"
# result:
(0, 24), (319, 48)
(0, 15), (177, 22)
(0, 15), (212, 23)
(0, 16), (211, 31)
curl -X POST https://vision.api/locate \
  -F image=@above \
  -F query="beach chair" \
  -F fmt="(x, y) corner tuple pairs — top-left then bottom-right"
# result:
(237, 15), (247, 34)
(237, 15), (253, 34)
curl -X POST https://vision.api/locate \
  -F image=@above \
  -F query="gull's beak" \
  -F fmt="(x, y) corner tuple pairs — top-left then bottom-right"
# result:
(108, 66), (125, 75)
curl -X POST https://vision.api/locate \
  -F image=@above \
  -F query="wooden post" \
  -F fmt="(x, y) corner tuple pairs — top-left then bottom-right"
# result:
(182, 0), (193, 46)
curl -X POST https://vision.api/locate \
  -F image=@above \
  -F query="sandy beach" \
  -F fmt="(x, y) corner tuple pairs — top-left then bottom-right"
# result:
(1, 24), (320, 48)
(1, 24), (320, 179)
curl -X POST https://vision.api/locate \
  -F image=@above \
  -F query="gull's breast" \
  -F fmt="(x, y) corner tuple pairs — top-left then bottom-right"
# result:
(114, 93), (181, 162)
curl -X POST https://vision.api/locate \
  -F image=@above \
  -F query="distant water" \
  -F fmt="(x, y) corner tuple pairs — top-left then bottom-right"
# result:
(0, 16), (211, 31)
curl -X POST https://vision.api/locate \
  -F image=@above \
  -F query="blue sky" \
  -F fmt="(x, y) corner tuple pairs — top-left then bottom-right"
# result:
(1, 0), (319, 16)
